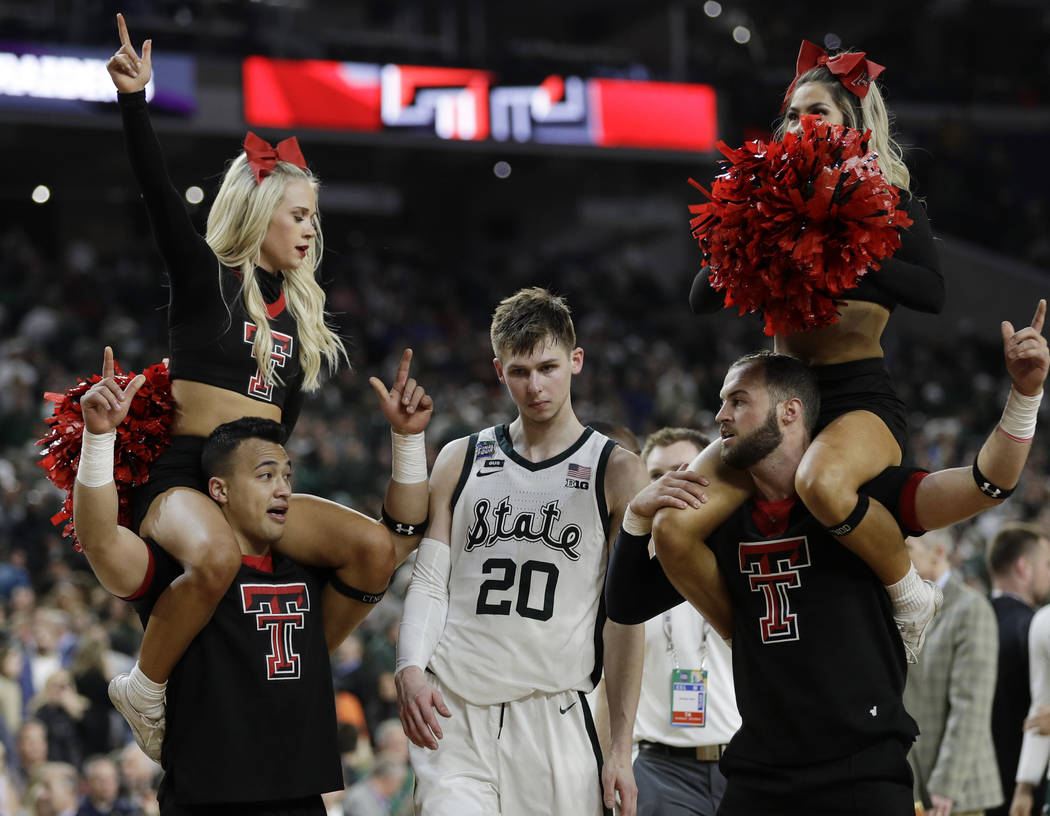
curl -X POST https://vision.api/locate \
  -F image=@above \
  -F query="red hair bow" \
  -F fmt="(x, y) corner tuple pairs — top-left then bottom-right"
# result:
(781, 40), (885, 112)
(243, 131), (308, 184)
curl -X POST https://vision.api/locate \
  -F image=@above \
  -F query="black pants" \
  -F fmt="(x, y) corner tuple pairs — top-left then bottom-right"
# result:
(717, 738), (914, 816)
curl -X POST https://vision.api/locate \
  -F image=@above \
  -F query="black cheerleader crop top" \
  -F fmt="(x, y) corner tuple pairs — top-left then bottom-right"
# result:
(119, 91), (305, 432)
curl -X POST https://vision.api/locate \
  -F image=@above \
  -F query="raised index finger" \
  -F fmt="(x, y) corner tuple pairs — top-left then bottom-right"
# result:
(392, 348), (413, 392)
(1031, 298), (1046, 335)
(116, 13), (132, 49)
(102, 346), (115, 380)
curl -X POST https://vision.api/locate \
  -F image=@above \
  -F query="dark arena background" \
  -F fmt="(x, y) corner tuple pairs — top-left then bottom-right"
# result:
(1, 0), (1049, 807)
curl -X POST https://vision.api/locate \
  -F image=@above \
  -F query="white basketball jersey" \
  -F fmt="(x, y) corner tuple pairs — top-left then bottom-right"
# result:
(429, 425), (617, 705)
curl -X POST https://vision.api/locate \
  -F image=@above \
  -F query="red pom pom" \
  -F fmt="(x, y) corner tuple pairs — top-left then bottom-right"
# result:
(688, 116), (913, 336)
(36, 361), (174, 549)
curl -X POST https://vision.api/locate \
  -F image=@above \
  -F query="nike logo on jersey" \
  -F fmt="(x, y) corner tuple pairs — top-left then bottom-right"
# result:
(559, 701), (577, 715)
(476, 470), (501, 477)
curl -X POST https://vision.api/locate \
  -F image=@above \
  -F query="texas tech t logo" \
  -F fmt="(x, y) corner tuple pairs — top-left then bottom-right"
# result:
(241, 583), (310, 680)
(738, 537), (811, 643)
(243, 323), (294, 401)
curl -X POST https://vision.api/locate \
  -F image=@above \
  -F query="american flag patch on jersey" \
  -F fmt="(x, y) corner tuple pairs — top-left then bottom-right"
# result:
(567, 463), (591, 481)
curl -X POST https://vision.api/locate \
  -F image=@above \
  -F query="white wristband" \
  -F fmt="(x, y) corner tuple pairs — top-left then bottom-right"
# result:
(1000, 387), (1042, 442)
(391, 430), (427, 484)
(76, 430), (116, 488)
(622, 505), (653, 536)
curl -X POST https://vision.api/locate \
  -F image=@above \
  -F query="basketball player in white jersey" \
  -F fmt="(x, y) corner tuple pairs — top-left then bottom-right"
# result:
(395, 287), (647, 816)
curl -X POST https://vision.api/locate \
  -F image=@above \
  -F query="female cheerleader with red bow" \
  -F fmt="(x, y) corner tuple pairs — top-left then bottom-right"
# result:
(86, 14), (433, 760)
(653, 41), (974, 662)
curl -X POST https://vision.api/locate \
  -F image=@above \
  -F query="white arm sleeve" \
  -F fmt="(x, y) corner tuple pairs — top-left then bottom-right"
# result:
(395, 537), (451, 674)
(1017, 607), (1050, 784)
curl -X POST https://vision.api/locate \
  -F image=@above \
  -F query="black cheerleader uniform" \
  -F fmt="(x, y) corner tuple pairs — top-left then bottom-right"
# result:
(118, 91), (305, 530)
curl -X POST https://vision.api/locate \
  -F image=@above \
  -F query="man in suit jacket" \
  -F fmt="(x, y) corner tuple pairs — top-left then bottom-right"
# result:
(986, 523), (1050, 816)
(904, 528), (1002, 816)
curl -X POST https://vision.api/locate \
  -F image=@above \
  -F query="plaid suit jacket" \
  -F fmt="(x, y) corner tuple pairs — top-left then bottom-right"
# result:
(903, 574), (1003, 811)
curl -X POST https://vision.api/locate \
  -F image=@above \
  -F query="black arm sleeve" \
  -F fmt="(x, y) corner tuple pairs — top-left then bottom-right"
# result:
(605, 529), (685, 624)
(854, 195), (945, 314)
(118, 91), (220, 326)
(688, 267), (725, 315)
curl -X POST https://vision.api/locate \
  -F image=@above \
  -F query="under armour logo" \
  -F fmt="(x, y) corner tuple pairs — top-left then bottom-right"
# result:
(981, 482), (1002, 498)
(395, 523), (413, 535)
(869, 705), (877, 718)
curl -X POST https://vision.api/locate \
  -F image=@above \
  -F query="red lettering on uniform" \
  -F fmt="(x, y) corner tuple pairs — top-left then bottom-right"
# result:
(244, 323), (294, 401)
(738, 537), (811, 643)
(241, 583), (310, 679)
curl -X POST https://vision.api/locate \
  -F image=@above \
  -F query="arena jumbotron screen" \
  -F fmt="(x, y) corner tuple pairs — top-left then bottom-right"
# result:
(243, 56), (718, 153)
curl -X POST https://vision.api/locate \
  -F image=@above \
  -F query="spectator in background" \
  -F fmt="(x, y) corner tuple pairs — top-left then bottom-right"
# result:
(0, 644), (24, 736)
(986, 523), (1050, 816)
(116, 744), (158, 816)
(588, 421), (641, 456)
(77, 755), (137, 816)
(30, 671), (87, 770)
(632, 428), (740, 816)
(27, 761), (78, 816)
(370, 720), (411, 816)
(904, 529), (1002, 816)
(360, 605), (402, 739)
(25, 610), (71, 699)
(0, 741), (21, 816)
(335, 723), (369, 790)
(15, 720), (49, 799)
(341, 755), (408, 816)
(69, 632), (117, 759)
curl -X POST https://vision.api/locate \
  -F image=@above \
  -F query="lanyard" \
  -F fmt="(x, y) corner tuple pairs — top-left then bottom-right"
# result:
(662, 611), (708, 671)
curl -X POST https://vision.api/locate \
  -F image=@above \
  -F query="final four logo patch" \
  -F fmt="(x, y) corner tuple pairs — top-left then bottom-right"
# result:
(475, 440), (496, 459)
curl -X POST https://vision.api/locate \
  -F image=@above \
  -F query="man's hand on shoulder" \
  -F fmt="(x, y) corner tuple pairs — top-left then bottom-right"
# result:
(629, 465), (709, 520)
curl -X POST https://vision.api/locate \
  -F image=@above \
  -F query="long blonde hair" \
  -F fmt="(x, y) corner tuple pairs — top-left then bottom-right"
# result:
(205, 154), (347, 391)
(774, 63), (910, 193)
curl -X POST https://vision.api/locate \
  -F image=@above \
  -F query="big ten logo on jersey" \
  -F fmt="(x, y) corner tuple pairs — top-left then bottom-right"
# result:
(241, 583), (310, 680)
(564, 461), (591, 490)
(243, 323), (294, 401)
(738, 537), (811, 644)
(465, 497), (582, 561)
